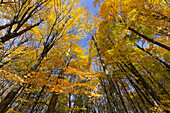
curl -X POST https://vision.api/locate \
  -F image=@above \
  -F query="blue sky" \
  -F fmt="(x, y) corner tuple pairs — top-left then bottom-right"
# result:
(78, 0), (101, 53)
(81, 0), (100, 16)
(82, 0), (99, 15)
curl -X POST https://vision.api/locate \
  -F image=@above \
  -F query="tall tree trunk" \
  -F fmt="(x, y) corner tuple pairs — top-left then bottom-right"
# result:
(128, 27), (170, 51)
(68, 77), (72, 113)
(118, 63), (169, 112)
(127, 63), (170, 112)
(0, 41), (54, 113)
(68, 92), (71, 112)
(136, 44), (170, 70)
(143, 66), (169, 96)
(117, 63), (155, 109)
(92, 35), (125, 113)
(46, 44), (72, 113)
(124, 63), (162, 104)
(121, 78), (146, 113)
(99, 77), (114, 113)
(30, 85), (46, 113)
(130, 90), (145, 113)
(115, 80), (128, 113)
(119, 79), (140, 113)
(46, 93), (59, 113)
(0, 86), (23, 113)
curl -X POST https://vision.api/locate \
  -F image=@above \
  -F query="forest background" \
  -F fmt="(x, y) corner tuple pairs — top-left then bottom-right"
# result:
(0, 0), (169, 113)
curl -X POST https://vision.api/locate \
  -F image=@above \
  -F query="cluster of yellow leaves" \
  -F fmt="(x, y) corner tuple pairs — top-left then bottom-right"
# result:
(68, 105), (87, 111)
(98, 0), (169, 41)
(0, 70), (24, 83)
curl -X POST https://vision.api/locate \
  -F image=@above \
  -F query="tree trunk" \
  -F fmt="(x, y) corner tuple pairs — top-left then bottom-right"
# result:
(115, 80), (128, 113)
(136, 44), (170, 70)
(92, 35), (125, 113)
(30, 85), (46, 113)
(0, 41), (54, 112)
(124, 63), (162, 103)
(117, 63), (154, 110)
(119, 79), (139, 113)
(99, 77), (115, 113)
(143, 66), (169, 96)
(0, 86), (22, 113)
(46, 93), (59, 113)
(128, 27), (170, 51)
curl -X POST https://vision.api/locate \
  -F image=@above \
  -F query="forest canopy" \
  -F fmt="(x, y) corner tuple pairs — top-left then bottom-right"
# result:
(0, 0), (169, 113)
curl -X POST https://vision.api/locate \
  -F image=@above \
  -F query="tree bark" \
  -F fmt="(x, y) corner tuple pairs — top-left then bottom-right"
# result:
(0, 41), (54, 112)
(30, 85), (46, 113)
(136, 44), (170, 70)
(119, 79), (140, 113)
(0, 86), (22, 113)
(128, 27), (170, 51)
(117, 63), (155, 109)
(124, 63), (162, 103)
(92, 35), (125, 113)
(46, 44), (72, 113)
(115, 80), (128, 113)
(99, 77), (115, 113)
(46, 93), (59, 113)
(143, 66), (169, 96)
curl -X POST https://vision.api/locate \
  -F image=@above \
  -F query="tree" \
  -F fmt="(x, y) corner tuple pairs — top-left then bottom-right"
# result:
(0, 0), (96, 112)
(0, 0), (169, 112)
(91, 0), (169, 112)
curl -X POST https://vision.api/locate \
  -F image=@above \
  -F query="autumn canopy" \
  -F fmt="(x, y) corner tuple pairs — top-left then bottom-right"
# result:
(0, 0), (169, 113)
